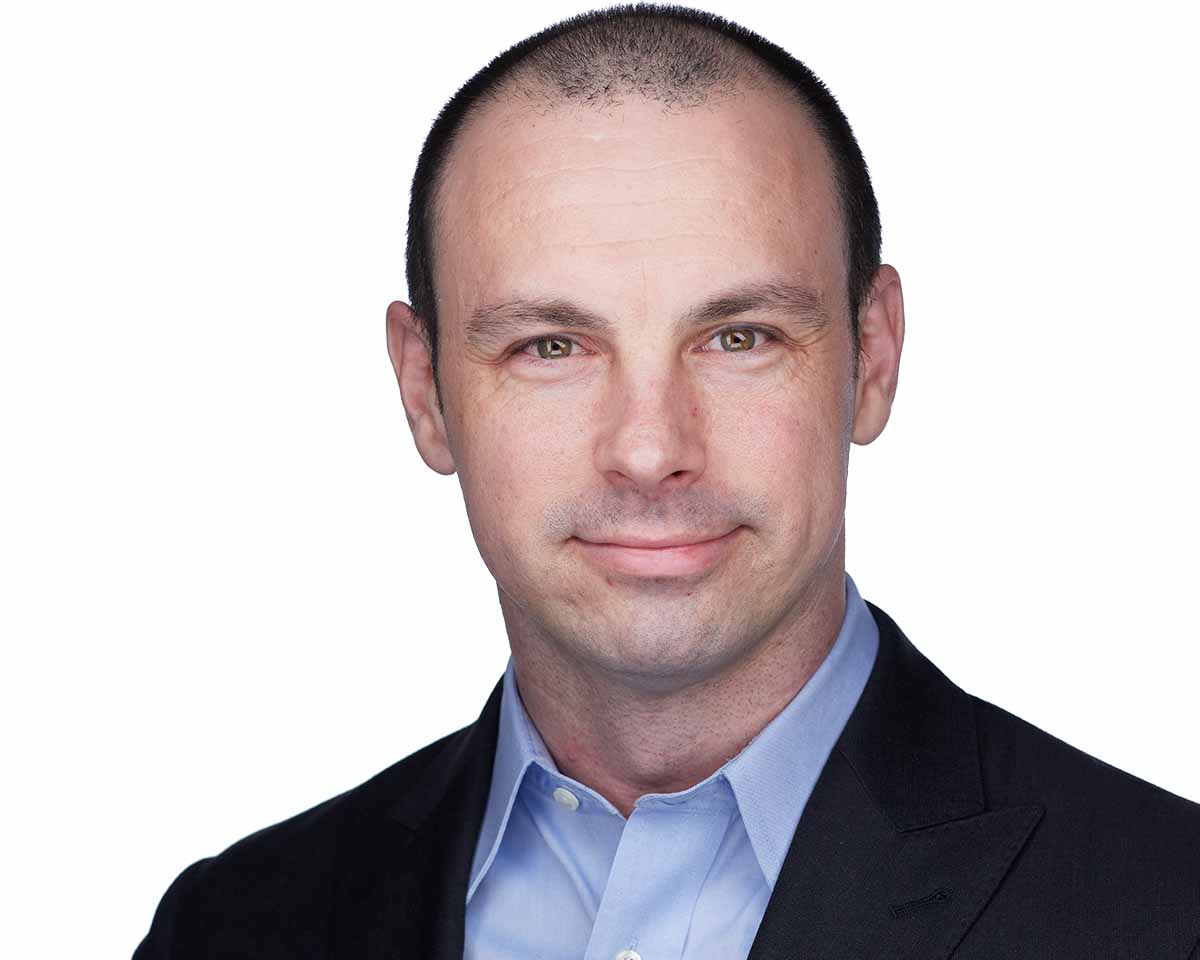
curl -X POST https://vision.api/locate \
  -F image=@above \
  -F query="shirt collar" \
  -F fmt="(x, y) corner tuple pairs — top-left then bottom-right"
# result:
(466, 647), (553, 902)
(466, 571), (879, 899)
(720, 571), (879, 887)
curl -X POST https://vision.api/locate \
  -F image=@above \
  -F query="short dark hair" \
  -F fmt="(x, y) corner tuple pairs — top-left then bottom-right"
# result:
(405, 2), (881, 412)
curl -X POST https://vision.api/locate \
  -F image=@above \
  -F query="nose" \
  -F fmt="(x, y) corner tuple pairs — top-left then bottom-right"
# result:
(592, 366), (707, 498)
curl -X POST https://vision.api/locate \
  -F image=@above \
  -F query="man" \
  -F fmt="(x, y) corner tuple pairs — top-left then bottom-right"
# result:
(134, 4), (1200, 958)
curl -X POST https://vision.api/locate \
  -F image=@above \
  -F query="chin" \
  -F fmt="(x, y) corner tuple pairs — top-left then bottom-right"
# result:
(573, 623), (751, 694)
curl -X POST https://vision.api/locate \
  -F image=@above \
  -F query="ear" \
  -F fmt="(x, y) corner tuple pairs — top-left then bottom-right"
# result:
(851, 264), (905, 445)
(385, 300), (456, 475)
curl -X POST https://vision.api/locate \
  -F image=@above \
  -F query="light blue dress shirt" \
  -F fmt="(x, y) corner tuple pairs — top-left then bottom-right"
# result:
(464, 572), (879, 960)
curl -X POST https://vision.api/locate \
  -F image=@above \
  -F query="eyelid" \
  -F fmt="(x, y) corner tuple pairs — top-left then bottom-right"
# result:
(511, 323), (780, 361)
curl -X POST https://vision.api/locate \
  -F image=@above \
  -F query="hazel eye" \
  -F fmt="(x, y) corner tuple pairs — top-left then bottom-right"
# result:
(708, 325), (777, 354)
(719, 328), (756, 352)
(532, 335), (574, 360)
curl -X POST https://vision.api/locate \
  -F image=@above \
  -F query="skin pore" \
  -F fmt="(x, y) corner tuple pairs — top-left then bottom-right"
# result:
(387, 78), (904, 817)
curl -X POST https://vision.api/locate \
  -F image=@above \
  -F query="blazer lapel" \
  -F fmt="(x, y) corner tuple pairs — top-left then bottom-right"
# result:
(748, 602), (1044, 960)
(332, 679), (503, 960)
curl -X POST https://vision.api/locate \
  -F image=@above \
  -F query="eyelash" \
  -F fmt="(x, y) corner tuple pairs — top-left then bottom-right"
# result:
(510, 325), (780, 364)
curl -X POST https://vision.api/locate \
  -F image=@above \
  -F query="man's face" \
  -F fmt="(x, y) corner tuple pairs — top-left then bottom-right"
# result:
(391, 82), (901, 691)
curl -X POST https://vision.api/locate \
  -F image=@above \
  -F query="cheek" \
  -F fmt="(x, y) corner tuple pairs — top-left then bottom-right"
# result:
(465, 419), (526, 515)
(746, 388), (852, 507)
(457, 401), (581, 548)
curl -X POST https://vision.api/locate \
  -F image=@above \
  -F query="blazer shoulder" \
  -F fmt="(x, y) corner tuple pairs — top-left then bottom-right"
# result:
(972, 693), (1200, 819)
(134, 721), (480, 959)
(209, 721), (475, 869)
(972, 692), (1200, 873)
(967, 694), (1200, 949)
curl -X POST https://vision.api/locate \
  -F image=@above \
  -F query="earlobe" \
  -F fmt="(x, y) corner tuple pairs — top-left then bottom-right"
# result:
(385, 300), (457, 476)
(851, 265), (905, 446)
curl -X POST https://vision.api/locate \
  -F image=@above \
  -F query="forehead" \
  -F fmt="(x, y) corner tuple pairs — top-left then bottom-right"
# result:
(431, 82), (845, 333)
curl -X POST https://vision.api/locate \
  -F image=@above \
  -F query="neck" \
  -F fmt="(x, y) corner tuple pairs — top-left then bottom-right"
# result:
(503, 557), (847, 818)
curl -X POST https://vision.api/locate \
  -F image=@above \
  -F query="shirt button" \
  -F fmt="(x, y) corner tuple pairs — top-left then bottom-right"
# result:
(552, 786), (580, 811)
(615, 951), (641, 960)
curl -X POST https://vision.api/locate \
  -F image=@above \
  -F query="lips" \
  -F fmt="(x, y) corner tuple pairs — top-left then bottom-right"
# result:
(582, 531), (735, 549)
(574, 527), (742, 578)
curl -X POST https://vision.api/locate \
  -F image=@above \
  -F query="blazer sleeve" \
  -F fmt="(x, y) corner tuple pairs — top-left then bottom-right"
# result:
(132, 858), (211, 959)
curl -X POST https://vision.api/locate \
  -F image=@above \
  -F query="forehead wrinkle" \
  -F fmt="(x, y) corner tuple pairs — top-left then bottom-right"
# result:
(459, 158), (761, 238)
(442, 92), (813, 230)
(474, 151), (792, 221)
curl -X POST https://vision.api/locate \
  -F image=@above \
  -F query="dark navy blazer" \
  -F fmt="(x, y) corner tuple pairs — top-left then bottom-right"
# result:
(134, 602), (1200, 958)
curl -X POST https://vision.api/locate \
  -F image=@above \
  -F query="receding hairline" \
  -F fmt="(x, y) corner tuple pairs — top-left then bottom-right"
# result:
(423, 11), (819, 286)
(427, 66), (835, 322)
(436, 36), (799, 182)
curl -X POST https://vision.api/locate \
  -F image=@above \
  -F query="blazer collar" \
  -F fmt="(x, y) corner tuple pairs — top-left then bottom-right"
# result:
(746, 601), (1044, 959)
(840, 599), (987, 830)
(337, 600), (1043, 960)
(332, 680), (504, 960)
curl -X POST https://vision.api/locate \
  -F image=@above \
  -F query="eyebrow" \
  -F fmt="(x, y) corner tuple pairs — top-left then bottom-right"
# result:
(463, 279), (830, 351)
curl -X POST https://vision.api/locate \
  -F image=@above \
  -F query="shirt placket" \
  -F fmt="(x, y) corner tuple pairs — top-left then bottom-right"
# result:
(583, 793), (736, 960)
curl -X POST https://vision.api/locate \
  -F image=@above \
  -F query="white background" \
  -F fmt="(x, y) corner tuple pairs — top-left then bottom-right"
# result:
(2, 1), (1197, 955)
